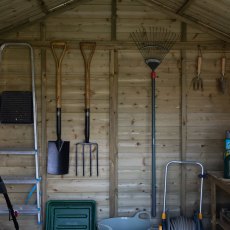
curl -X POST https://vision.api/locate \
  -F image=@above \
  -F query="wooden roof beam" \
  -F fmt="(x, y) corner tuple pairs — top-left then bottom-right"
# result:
(47, 0), (76, 12)
(0, 0), (93, 35)
(2, 39), (227, 50)
(177, 0), (194, 14)
(36, 0), (49, 14)
(137, 0), (230, 43)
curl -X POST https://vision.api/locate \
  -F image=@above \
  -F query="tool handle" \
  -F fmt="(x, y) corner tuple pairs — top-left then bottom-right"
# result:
(85, 108), (90, 143)
(56, 108), (62, 141)
(221, 56), (226, 77)
(80, 42), (96, 109)
(51, 41), (67, 109)
(197, 56), (202, 76)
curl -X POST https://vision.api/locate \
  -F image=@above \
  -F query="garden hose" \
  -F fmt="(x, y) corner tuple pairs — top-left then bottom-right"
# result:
(169, 216), (196, 230)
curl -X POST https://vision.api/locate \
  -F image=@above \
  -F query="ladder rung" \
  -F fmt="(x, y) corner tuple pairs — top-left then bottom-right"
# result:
(2, 176), (38, 184)
(0, 205), (39, 215)
(0, 149), (36, 155)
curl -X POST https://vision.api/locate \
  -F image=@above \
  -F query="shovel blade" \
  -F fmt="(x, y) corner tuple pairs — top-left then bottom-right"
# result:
(47, 140), (70, 175)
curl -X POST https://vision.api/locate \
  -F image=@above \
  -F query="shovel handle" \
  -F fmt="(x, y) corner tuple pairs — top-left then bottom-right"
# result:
(51, 41), (67, 108)
(221, 56), (226, 77)
(197, 55), (202, 77)
(80, 42), (96, 109)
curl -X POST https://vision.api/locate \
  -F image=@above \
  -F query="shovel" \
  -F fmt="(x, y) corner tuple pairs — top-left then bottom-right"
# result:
(47, 42), (70, 175)
(76, 42), (98, 177)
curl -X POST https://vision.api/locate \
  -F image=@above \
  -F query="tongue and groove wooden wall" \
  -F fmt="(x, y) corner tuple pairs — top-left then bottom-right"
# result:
(0, 0), (229, 229)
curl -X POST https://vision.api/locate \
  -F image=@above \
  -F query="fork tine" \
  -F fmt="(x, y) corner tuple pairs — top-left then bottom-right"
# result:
(94, 143), (99, 176)
(83, 145), (85, 176)
(76, 144), (78, 176)
(89, 144), (92, 176)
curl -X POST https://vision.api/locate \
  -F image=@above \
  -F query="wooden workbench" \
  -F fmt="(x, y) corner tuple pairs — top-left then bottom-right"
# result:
(208, 171), (230, 230)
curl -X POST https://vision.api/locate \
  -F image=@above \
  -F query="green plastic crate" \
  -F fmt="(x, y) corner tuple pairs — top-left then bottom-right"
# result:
(46, 200), (96, 230)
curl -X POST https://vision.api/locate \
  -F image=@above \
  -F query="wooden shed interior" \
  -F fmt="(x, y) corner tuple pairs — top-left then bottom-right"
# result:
(0, 0), (230, 229)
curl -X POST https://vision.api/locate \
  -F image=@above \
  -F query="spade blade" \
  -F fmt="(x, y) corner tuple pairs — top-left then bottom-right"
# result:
(47, 140), (70, 175)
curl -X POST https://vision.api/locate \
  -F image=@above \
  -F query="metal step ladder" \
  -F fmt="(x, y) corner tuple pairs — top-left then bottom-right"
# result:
(0, 43), (41, 224)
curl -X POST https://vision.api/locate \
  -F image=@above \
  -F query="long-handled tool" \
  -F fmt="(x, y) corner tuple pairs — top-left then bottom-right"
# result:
(76, 42), (98, 177)
(217, 56), (227, 94)
(47, 42), (70, 175)
(130, 27), (180, 217)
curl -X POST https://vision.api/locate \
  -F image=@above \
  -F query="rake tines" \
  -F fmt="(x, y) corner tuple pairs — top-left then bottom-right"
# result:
(130, 26), (180, 72)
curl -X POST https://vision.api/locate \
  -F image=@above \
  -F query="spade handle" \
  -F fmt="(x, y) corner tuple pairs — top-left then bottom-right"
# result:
(51, 42), (67, 108)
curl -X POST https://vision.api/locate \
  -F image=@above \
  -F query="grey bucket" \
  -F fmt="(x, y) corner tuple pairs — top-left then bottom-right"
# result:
(98, 211), (151, 230)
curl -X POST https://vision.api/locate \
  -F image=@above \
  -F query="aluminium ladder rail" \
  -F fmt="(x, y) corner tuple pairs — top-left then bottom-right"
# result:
(0, 43), (41, 223)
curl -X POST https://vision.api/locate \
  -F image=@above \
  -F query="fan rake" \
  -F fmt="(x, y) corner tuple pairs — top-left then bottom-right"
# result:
(130, 26), (180, 217)
(130, 26), (180, 73)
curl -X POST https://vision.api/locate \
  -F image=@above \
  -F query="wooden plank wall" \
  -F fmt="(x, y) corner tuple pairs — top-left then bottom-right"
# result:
(0, 0), (229, 229)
